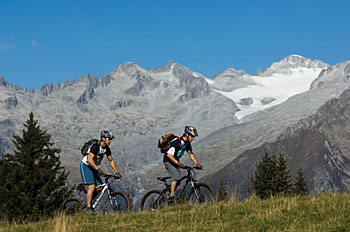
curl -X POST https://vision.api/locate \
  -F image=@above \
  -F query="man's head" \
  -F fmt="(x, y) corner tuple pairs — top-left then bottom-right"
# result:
(100, 130), (114, 147)
(184, 126), (198, 142)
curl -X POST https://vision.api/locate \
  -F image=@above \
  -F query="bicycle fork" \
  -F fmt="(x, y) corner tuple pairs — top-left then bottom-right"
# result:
(190, 180), (202, 201)
(107, 191), (119, 210)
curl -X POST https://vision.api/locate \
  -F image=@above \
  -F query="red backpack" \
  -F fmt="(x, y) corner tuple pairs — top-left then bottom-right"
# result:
(158, 133), (180, 153)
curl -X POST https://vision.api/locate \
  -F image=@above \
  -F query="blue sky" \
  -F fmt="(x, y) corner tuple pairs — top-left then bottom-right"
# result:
(0, 0), (349, 90)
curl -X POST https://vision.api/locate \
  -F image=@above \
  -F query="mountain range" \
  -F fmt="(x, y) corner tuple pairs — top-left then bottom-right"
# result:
(1, 55), (350, 203)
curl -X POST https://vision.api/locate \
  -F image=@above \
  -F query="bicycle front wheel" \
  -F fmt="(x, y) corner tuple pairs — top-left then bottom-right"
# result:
(189, 183), (214, 205)
(61, 198), (84, 215)
(140, 190), (167, 211)
(103, 191), (131, 214)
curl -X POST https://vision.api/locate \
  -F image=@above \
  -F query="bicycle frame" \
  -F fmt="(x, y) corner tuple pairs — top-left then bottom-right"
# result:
(141, 166), (213, 211)
(162, 167), (199, 200)
(76, 175), (116, 209)
(91, 183), (110, 209)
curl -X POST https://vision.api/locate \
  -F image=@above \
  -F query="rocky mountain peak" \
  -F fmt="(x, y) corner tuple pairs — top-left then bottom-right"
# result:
(213, 68), (248, 81)
(0, 75), (9, 87)
(115, 62), (143, 74)
(148, 60), (176, 74)
(38, 82), (61, 96)
(72, 73), (98, 84)
(311, 61), (350, 90)
(259, 55), (329, 77)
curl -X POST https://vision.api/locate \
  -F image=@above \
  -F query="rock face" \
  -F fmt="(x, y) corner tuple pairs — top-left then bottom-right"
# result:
(1, 55), (350, 203)
(206, 87), (350, 196)
(211, 68), (254, 92)
(0, 61), (239, 202)
(261, 97), (276, 105)
(239, 97), (253, 106)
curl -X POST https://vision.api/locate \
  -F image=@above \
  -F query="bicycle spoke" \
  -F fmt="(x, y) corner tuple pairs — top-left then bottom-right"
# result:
(189, 183), (214, 205)
(62, 198), (84, 215)
(141, 190), (167, 211)
(103, 191), (131, 214)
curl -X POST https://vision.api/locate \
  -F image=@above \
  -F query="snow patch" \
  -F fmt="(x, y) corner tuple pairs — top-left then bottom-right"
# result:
(216, 67), (323, 119)
(205, 77), (215, 85)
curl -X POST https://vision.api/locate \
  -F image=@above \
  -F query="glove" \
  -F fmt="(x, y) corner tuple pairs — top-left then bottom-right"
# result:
(97, 168), (106, 176)
(195, 164), (203, 169)
(115, 173), (122, 179)
(177, 162), (186, 169)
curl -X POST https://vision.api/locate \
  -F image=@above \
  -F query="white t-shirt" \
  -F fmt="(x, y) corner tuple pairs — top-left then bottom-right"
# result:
(82, 143), (111, 166)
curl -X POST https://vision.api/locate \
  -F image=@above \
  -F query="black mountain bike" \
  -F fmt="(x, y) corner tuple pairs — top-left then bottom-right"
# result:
(140, 166), (214, 211)
(62, 174), (131, 215)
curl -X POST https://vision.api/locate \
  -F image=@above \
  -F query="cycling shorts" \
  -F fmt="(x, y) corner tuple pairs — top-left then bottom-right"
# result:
(80, 162), (102, 185)
(163, 161), (181, 183)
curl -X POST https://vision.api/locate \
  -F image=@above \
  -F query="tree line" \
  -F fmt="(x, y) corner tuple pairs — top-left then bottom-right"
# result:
(216, 152), (308, 202)
(249, 152), (308, 199)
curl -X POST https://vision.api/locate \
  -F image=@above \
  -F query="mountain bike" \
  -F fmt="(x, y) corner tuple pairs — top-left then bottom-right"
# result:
(140, 166), (214, 211)
(61, 174), (131, 215)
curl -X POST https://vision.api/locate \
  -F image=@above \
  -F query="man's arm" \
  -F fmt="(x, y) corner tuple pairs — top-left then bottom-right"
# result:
(188, 151), (199, 165)
(166, 153), (179, 164)
(87, 152), (99, 170)
(107, 155), (119, 174)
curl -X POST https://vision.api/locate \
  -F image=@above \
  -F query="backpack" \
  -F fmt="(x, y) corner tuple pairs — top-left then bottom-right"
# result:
(158, 133), (180, 153)
(81, 139), (99, 156)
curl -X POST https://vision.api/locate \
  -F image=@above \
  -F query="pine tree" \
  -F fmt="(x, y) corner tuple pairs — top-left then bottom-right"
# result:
(293, 168), (308, 195)
(217, 179), (228, 202)
(0, 112), (72, 221)
(250, 151), (278, 199)
(275, 154), (293, 196)
(250, 152), (294, 199)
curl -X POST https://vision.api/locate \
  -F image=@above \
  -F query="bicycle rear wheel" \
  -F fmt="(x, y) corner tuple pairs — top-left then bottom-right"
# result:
(61, 198), (84, 215)
(189, 183), (214, 205)
(140, 190), (167, 211)
(103, 191), (131, 214)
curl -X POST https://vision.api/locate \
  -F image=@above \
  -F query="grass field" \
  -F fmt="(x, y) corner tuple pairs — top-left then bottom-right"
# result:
(1, 193), (350, 232)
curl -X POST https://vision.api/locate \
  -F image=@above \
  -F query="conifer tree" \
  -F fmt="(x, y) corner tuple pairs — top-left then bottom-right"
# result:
(250, 152), (294, 199)
(293, 167), (308, 195)
(0, 112), (72, 221)
(217, 179), (229, 202)
(250, 152), (278, 199)
(275, 154), (293, 195)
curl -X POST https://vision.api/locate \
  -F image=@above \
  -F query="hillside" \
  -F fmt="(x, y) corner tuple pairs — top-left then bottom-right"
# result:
(207, 86), (350, 196)
(1, 194), (350, 231)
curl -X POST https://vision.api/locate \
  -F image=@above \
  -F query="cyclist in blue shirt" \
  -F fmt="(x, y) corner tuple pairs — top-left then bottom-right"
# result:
(163, 126), (202, 201)
(80, 131), (121, 214)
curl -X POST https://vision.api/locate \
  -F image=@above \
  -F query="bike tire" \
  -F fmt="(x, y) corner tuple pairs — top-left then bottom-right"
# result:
(61, 198), (84, 215)
(103, 191), (131, 214)
(140, 190), (168, 211)
(189, 183), (214, 205)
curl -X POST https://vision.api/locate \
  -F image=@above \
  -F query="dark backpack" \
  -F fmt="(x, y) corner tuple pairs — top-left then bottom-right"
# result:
(158, 133), (180, 153)
(81, 139), (99, 156)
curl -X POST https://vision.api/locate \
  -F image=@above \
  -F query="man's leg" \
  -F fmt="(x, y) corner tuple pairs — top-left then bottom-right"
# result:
(171, 181), (177, 195)
(80, 162), (96, 211)
(164, 161), (181, 197)
(86, 184), (95, 208)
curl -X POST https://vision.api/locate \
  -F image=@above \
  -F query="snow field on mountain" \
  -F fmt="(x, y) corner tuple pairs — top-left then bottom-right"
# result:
(213, 67), (323, 119)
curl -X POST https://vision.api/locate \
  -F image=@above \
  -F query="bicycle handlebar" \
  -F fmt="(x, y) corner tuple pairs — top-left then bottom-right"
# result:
(101, 174), (121, 181)
(184, 166), (203, 170)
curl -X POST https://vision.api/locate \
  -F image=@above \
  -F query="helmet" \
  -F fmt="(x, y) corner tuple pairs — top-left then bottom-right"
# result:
(184, 126), (198, 137)
(100, 131), (115, 139)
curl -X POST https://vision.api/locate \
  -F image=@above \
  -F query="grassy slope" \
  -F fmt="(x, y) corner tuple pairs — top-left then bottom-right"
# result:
(1, 193), (350, 232)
